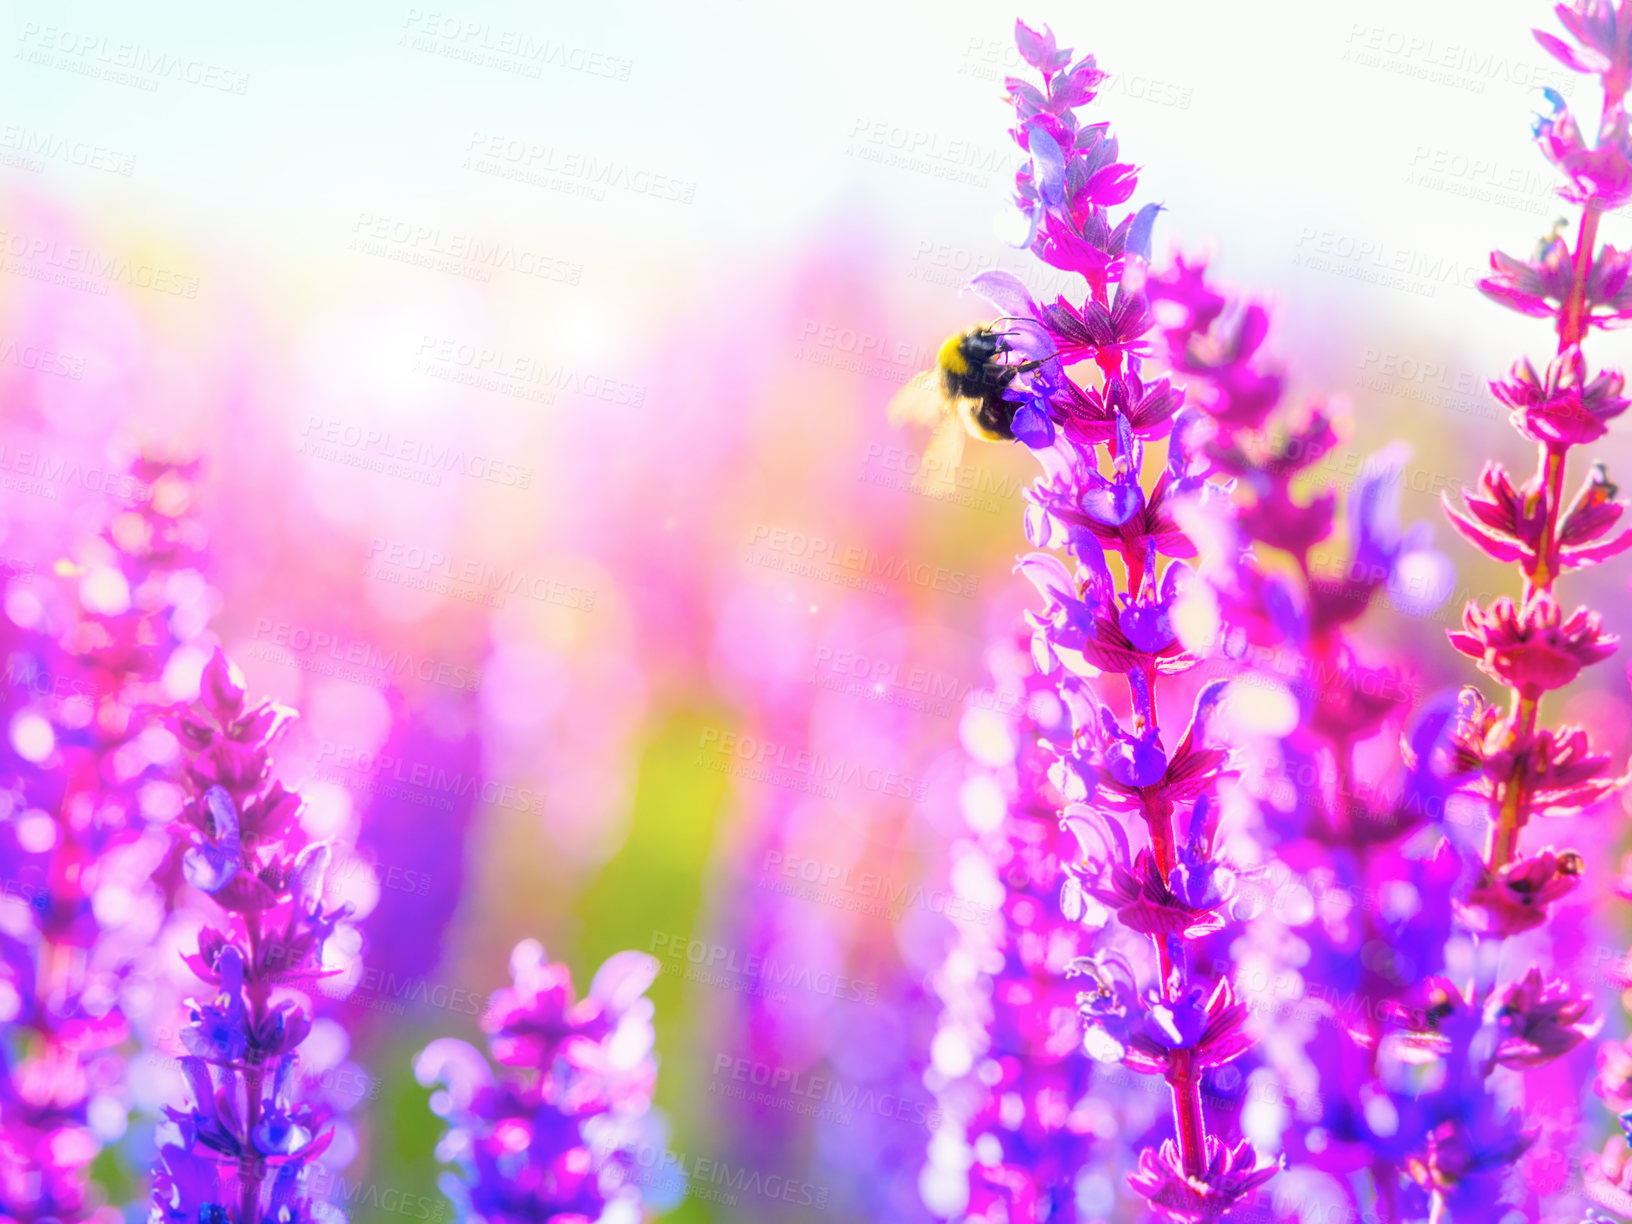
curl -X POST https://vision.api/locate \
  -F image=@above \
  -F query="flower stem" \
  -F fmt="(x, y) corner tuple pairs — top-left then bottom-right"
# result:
(1141, 745), (1207, 1177)
(1166, 1049), (1208, 1179)
(1489, 694), (1539, 870)
(241, 1066), (264, 1224)
(1487, 198), (1599, 873)
(1557, 206), (1601, 352)
(240, 912), (267, 1224)
(1145, 791), (1179, 993)
(1526, 444), (1569, 598)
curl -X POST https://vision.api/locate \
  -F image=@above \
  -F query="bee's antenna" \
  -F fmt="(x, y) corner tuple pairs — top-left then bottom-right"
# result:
(1014, 354), (1059, 373)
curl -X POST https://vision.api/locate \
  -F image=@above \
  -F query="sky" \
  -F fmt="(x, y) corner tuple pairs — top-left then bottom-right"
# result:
(3, 0), (1607, 387)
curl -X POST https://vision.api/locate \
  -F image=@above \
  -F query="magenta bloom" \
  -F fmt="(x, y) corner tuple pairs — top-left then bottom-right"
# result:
(1447, 593), (1617, 697)
(1490, 346), (1630, 444)
(1444, 458), (1632, 572)
(416, 942), (659, 1224)
(1460, 849), (1585, 937)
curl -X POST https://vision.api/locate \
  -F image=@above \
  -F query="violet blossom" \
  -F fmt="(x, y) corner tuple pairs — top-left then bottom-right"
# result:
(701, 592), (942, 1223)
(0, 455), (206, 1224)
(923, 637), (1146, 1222)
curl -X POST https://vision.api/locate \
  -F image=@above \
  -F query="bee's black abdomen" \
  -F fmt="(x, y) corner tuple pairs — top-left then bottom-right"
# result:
(971, 391), (1018, 440)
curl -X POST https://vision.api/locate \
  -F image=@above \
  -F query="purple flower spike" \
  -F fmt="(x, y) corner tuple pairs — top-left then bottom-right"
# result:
(931, 26), (1282, 1219)
(1014, 20), (1071, 75)
(152, 651), (355, 1224)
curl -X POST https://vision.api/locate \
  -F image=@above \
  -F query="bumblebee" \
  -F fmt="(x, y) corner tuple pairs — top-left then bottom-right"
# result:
(888, 325), (1032, 494)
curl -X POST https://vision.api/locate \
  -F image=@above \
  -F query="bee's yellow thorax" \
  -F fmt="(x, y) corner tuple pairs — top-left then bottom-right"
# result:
(938, 333), (970, 377)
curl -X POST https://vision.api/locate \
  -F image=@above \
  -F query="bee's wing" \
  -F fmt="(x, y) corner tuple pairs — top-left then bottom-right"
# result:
(910, 414), (968, 499)
(887, 370), (949, 428)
